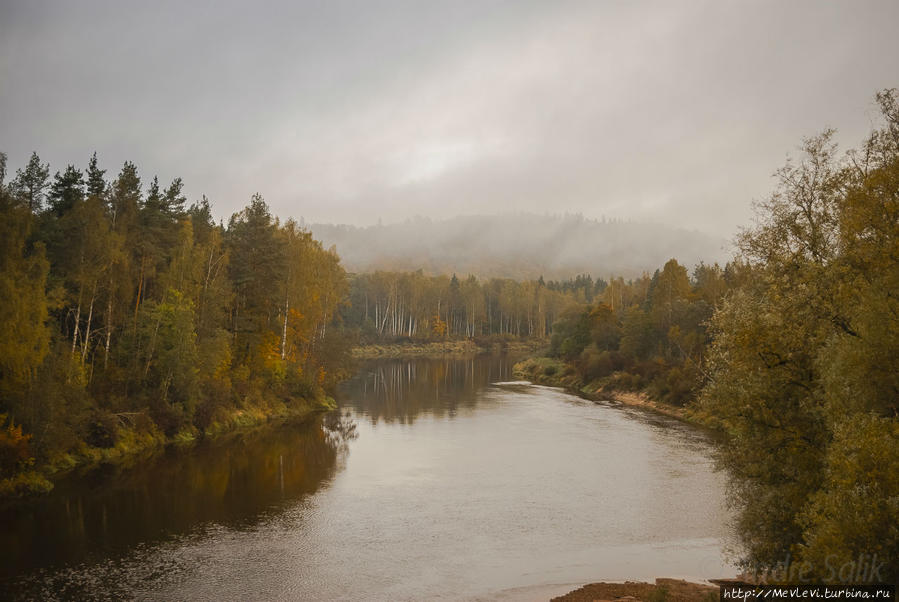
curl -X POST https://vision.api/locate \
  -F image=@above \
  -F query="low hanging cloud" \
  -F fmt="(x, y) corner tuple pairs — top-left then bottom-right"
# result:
(2, 0), (897, 236)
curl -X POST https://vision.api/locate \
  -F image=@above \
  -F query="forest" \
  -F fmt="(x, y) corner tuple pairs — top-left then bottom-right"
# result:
(1, 88), (897, 584)
(528, 90), (899, 582)
(340, 271), (599, 341)
(0, 154), (347, 495)
(0, 151), (609, 495)
(516, 258), (743, 406)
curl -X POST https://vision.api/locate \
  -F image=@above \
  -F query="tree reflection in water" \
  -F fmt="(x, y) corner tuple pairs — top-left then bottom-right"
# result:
(338, 355), (519, 423)
(0, 413), (358, 584)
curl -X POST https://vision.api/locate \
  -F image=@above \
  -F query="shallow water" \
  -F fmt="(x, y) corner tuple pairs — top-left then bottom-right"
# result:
(1, 355), (737, 600)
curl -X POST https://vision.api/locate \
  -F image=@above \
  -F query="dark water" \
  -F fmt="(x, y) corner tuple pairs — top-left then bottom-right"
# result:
(1, 355), (737, 600)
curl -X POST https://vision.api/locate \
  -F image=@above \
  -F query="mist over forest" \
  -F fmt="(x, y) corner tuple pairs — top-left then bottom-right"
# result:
(2, 0), (899, 596)
(310, 213), (728, 279)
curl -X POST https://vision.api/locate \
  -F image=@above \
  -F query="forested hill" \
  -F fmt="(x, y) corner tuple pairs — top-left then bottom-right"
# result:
(0, 153), (349, 496)
(309, 214), (728, 279)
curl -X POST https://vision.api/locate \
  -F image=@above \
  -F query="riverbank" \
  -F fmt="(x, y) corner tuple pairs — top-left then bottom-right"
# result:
(352, 337), (548, 359)
(0, 396), (336, 499)
(3, 353), (737, 597)
(512, 356), (709, 425)
(553, 578), (718, 601)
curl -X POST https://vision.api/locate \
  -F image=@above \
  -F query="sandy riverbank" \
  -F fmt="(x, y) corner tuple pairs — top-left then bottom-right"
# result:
(352, 338), (548, 359)
(512, 357), (700, 424)
(552, 578), (718, 601)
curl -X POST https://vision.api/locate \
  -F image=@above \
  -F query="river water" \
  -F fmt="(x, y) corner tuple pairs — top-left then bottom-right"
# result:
(1, 355), (738, 600)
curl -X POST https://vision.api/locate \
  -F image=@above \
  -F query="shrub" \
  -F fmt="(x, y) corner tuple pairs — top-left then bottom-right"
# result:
(0, 414), (32, 478)
(84, 412), (119, 449)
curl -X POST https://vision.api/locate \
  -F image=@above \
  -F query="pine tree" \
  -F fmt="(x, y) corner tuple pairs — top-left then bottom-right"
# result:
(48, 165), (85, 217)
(10, 152), (50, 213)
(86, 152), (106, 198)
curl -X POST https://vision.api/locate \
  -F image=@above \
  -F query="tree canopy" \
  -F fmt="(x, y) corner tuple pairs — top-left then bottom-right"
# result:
(0, 154), (348, 494)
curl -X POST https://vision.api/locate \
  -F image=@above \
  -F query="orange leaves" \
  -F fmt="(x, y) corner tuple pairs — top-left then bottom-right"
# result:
(0, 414), (33, 478)
(431, 313), (448, 337)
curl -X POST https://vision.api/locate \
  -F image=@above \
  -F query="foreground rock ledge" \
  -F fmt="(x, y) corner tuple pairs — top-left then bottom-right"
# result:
(552, 578), (718, 602)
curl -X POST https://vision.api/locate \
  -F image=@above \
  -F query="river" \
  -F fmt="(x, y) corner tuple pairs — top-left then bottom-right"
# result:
(0, 355), (738, 600)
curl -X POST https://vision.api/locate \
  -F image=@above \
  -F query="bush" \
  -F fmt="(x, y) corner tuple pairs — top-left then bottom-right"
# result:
(0, 414), (32, 478)
(649, 363), (700, 406)
(577, 347), (628, 382)
(84, 412), (119, 449)
(193, 397), (225, 432)
(148, 398), (186, 437)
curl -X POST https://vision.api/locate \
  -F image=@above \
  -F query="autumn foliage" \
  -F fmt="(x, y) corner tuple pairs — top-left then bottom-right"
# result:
(0, 154), (347, 488)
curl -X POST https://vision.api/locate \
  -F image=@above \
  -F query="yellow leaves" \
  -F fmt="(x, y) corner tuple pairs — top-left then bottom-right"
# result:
(431, 313), (448, 337)
(0, 203), (50, 385)
(259, 331), (281, 363)
(255, 331), (285, 382)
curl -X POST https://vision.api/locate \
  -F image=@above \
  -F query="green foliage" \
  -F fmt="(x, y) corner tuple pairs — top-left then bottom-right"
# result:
(542, 257), (724, 407)
(84, 412), (119, 449)
(9, 151), (50, 212)
(588, 303), (621, 350)
(512, 357), (569, 387)
(342, 267), (591, 343)
(701, 89), (899, 578)
(48, 165), (84, 216)
(577, 347), (625, 383)
(0, 152), (350, 493)
(138, 290), (199, 411)
(529, 104), (898, 585)
(798, 414), (899, 583)
(227, 194), (285, 352)
(550, 306), (592, 360)
(0, 470), (53, 497)
(619, 306), (656, 360)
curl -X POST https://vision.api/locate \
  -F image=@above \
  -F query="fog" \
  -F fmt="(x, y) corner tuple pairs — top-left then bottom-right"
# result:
(2, 0), (898, 238)
(310, 213), (728, 279)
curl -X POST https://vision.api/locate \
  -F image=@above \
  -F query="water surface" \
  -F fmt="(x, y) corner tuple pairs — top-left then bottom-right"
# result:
(1, 355), (737, 600)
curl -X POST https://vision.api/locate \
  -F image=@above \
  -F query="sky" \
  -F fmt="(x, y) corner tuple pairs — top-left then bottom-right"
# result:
(2, 0), (898, 236)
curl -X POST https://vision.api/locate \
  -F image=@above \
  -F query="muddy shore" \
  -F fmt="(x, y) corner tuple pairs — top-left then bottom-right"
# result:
(552, 578), (718, 601)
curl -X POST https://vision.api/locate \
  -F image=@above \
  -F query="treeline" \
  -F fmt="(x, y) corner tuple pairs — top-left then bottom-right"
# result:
(541, 90), (899, 581)
(340, 271), (599, 341)
(545, 259), (744, 405)
(0, 153), (347, 493)
(700, 91), (899, 581)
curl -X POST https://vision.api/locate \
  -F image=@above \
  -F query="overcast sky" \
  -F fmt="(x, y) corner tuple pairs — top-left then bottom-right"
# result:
(2, 0), (897, 236)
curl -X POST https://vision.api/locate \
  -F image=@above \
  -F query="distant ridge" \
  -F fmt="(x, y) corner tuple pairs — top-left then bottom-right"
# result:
(309, 213), (730, 279)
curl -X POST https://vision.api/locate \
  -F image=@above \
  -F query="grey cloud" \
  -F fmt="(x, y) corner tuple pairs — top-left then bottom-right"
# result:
(1, 0), (897, 237)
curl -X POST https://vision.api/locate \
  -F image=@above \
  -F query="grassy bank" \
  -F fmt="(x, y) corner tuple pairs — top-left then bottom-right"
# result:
(513, 356), (712, 425)
(0, 395), (336, 499)
(352, 337), (548, 359)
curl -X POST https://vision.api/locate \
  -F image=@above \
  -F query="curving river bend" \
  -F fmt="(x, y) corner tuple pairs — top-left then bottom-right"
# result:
(1, 355), (738, 600)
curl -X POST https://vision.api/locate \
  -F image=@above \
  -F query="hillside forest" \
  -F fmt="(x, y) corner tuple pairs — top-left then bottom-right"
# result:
(1, 89), (897, 583)
(310, 213), (726, 280)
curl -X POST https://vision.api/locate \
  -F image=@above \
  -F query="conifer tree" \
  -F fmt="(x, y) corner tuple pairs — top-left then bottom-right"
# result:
(10, 152), (50, 212)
